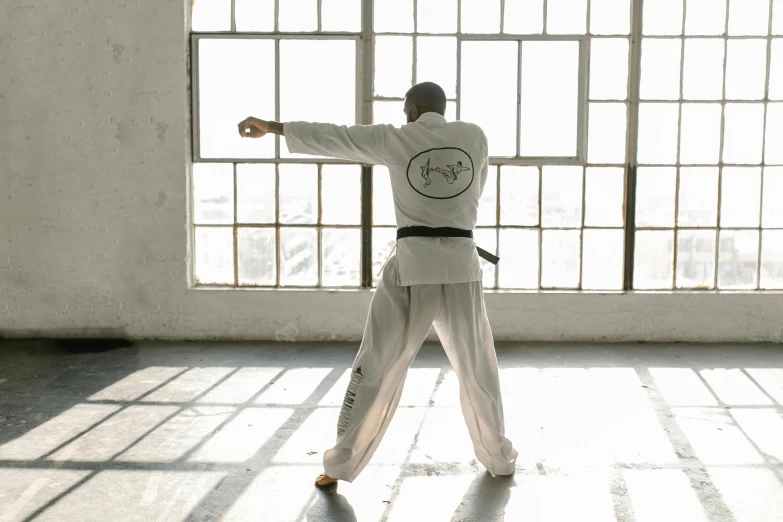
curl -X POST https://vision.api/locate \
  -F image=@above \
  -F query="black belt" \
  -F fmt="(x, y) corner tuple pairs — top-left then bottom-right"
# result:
(396, 226), (500, 265)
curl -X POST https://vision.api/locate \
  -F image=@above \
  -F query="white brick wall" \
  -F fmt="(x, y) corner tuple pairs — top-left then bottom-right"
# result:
(1, 1), (782, 342)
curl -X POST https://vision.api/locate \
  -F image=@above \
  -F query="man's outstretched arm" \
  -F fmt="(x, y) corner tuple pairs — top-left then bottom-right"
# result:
(238, 116), (389, 165)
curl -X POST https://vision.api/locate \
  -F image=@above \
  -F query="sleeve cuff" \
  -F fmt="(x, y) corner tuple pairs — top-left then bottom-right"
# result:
(283, 122), (304, 154)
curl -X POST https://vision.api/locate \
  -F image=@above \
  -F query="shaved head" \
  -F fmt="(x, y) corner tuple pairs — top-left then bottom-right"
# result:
(404, 82), (447, 123)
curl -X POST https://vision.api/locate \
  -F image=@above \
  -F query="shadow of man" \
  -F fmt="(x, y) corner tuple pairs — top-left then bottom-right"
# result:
(451, 471), (515, 522)
(305, 486), (358, 522)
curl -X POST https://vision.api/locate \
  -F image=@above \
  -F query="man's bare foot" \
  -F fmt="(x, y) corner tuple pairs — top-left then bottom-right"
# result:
(315, 473), (339, 487)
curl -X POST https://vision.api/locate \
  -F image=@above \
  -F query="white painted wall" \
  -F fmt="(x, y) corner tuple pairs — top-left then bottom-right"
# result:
(1, 2), (782, 343)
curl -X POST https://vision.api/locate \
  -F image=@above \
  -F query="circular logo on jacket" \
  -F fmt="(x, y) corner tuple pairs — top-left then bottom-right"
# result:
(406, 147), (475, 199)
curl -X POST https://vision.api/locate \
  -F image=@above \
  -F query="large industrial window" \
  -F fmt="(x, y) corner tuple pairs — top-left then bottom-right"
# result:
(190, 0), (783, 291)
(632, 0), (783, 290)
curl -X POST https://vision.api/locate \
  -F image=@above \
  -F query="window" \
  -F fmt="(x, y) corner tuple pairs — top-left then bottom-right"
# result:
(368, 0), (598, 290)
(191, 0), (781, 292)
(192, 30), (361, 287)
(633, 0), (782, 290)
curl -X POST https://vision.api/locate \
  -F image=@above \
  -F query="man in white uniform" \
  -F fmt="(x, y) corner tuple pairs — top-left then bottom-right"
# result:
(238, 82), (517, 487)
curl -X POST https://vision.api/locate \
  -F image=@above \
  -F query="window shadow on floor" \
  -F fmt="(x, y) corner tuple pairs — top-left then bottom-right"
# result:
(0, 341), (781, 522)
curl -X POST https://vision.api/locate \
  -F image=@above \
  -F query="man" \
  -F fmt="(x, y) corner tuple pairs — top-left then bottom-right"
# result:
(238, 82), (517, 487)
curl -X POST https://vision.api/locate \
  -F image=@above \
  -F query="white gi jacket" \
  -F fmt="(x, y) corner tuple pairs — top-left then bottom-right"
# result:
(284, 112), (489, 286)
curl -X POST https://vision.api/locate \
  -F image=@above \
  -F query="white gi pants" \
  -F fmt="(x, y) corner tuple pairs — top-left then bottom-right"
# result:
(323, 257), (518, 482)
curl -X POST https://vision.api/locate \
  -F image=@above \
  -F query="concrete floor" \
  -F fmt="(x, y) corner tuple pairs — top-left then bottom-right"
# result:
(0, 341), (781, 522)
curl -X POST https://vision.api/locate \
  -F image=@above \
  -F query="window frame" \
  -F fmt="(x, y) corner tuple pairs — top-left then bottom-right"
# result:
(190, 34), (588, 166)
(189, 0), (783, 292)
(627, 0), (783, 291)
(189, 26), (593, 291)
(190, 32), (366, 163)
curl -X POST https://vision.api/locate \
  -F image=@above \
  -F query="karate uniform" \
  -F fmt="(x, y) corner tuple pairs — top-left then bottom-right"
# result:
(285, 112), (517, 481)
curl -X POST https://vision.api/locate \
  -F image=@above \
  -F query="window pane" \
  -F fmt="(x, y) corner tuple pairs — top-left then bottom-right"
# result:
(676, 230), (716, 289)
(477, 167), (498, 226)
(728, 0), (771, 36)
(765, 104), (783, 163)
(718, 230), (759, 289)
(417, 37), (457, 98)
(770, 40), (783, 100)
(373, 166), (396, 226)
(194, 163), (234, 225)
(504, 0), (543, 34)
(541, 230), (581, 288)
(763, 167), (783, 226)
(238, 228), (276, 286)
(374, 100), (406, 127)
(375, 36), (413, 98)
(237, 164), (276, 224)
(322, 165), (361, 225)
(725, 40), (768, 100)
(235, 0), (274, 32)
(721, 167), (762, 227)
(474, 228), (498, 288)
(638, 103), (679, 164)
(643, 0), (684, 36)
(680, 103), (722, 164)
(280, 227), (318, 286)
(760, 230), (783, 289)
(192, 0), (231, 31)
(372, 227), (397, 286)
(461, 0), (500, 33)
(588, 103), (627, 164)
(280, 40), (356, 154)
(520, 41), (580, 156)
(198, 39), (275, 159)
(590, 0), (631, 35)
(279, 164), (318, 224)
(547, 0), (587, 34)
(322, 0), (361, 32)
(723, 104), (765, 164)
(498, 229), (539, 289)
(582, 229), (624, 290)
(776, 0), (783, 34)
(640, 39), (682, 100)
(685, 0), (727, 35)
(322, 228), (361, 287)
(280, 44), (354, 118)
(500, 166), (539, 226)
(585, 167), (624, 227)
(589, 38), (629, 100)
(461, 41), (518, 156)
(195, 227), (234, 285)
(541, 166), (583, 228)
(636, 167), (676, 227)
(278, 0), (317, 31)
(683, 39), (725, 100)
(678, 167), (719, 227)
(634, 230), (675, 289)
(375, 0), (414, 32)
(418, 0), (458, 33)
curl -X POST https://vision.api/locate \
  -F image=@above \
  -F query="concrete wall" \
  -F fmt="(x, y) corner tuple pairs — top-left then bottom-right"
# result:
(2, 1), (782, 343)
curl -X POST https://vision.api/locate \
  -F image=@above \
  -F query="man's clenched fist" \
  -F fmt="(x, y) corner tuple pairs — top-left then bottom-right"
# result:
(238, 117), (268, 138)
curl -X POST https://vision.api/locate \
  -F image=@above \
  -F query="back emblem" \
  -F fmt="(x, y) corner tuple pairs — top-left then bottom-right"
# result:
(406, 147), (475, 199)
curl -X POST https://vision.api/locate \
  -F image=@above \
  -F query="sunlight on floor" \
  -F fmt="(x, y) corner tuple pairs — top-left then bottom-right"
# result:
(623, 470), (708, 522)
(1, 354), (782, 522)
